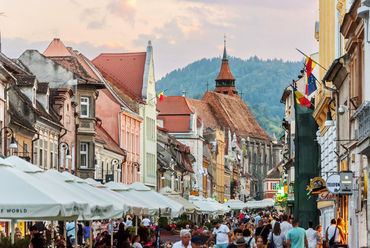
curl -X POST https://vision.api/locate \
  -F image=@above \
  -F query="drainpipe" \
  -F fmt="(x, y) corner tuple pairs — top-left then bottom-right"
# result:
(118, 107), (124, 149)
(31, 133), (39, 164)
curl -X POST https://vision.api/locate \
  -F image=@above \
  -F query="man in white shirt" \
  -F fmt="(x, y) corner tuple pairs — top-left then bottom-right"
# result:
(142, 216), (151, 227)
(91, 220), (101, 238)
(326, 219), (342, 248)
(306, 220), (319, 248)
(173, 230), (192, 248)
(280, 215), (293, 238)
(206, 220), (231, 248)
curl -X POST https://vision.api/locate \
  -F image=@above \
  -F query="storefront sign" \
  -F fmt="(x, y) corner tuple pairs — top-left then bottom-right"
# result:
(287, 193), (294, 201)
(326, 174), (340, 194)
(318, 192), (336, 201)
(340, 171), (353, 195)
(307, 177), (325, 191)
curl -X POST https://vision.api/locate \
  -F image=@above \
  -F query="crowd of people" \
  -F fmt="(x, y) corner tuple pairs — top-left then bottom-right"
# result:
(0, 211), (347, 248)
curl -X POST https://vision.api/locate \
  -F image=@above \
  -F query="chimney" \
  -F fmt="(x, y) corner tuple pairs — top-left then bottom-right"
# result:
(183, 90), (186, 97)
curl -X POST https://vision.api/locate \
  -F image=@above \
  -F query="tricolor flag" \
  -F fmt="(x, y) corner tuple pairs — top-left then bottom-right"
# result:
(296, 49), (318, 95)
(290, 85), (312, 107)
(158, 91), (164, 102)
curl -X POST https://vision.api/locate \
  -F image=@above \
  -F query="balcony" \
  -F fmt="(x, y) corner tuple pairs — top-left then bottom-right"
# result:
(354, 101), (370, 156)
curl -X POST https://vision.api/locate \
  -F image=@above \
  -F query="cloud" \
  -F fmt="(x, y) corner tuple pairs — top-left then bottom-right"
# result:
(80, 8), (107, 30)
(106, 0), (137, 24)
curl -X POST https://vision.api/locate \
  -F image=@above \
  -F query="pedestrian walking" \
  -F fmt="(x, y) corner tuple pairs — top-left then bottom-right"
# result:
(77, 221), (84, 246)
(191, 236), (202, 248)
(267, 222), (286, 248)
(173, 230), (192, 248)
(255, 236), (264, 248)
(325, 219), (343, 248)
(305, 221), (319, 248)
(280, 215), (293, 238)
(206, 220), (231, 248)
(243, 229), (256, 248)
(315, 225), (323, 248)
(286, 220), (307, 248)
(66, 221), (76, 246)
(83, 221), (94, 244)
(254, 219), (271, 246)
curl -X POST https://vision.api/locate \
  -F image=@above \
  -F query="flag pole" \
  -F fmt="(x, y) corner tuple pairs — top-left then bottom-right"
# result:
(149, 89), (168, 104)
(296, 48), (327, 71)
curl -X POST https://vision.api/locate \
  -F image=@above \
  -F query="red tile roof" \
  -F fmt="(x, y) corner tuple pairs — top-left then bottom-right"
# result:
(92, 52), (146, 101)
(157, 96), (195, 132)
(95, 124), (124, 155)
(201, 91), (270, 141)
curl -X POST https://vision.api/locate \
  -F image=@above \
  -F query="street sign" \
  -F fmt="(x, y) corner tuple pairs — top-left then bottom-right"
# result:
(340, 171), (353, 195)
(326, 174), (340, 194)
(318, 192), (336, 201)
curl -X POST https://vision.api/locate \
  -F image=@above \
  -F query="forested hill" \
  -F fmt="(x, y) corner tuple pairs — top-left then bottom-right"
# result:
(156, 56), (303, 138)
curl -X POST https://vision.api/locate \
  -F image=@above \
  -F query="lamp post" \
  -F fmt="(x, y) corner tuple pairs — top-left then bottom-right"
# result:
(111, 158), (121, 182)
(0, 126), (18, 157)
(58, 142), (71, 171)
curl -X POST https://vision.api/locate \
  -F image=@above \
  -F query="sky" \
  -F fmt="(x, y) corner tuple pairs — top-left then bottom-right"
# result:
(1, 0), (319, 79)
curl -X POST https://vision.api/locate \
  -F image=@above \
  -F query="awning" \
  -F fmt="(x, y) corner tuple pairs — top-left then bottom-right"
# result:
(159, 187), (202, 214)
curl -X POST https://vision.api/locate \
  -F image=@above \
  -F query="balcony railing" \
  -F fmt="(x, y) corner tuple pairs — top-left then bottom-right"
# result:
(354, 101), (370, 142)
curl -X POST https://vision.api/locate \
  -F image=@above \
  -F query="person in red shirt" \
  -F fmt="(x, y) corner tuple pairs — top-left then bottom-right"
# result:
(238, 213), (244, 221)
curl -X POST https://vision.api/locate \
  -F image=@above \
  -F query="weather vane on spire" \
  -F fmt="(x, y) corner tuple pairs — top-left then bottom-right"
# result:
(224, 33), (226, 43)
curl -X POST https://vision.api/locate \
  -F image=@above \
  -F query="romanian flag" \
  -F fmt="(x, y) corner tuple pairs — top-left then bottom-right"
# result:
(290, 85), (312, 107)
(158, 91), (164, 102)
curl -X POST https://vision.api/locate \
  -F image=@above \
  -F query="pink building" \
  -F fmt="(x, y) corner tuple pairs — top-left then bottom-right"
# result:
(95, 88), (142, 184)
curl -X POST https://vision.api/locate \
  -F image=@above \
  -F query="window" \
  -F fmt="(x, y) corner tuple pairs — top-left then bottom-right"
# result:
(39, 139), (43, 166)
(80, 97), (89, 118)
(80, 143), (88, 168)
(33, 142), (38, 165)
(44, 140), (48, 168)
(54, 144), (58, 169)
(272, 182), (278, 190)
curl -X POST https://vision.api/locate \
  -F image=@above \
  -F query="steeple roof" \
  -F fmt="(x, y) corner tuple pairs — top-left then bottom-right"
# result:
(215, 39), (235, 81)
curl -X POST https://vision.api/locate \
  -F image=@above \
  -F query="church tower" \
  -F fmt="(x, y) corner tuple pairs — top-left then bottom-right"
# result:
(214, 38), (237, 96)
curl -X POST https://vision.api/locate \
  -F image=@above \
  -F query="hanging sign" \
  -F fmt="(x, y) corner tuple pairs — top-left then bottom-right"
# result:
(326, 174), (340, 194)
(340, 171), (353, 195)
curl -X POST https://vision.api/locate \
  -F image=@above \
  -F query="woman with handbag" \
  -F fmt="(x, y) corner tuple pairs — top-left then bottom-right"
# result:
(267, 222), (286, 248)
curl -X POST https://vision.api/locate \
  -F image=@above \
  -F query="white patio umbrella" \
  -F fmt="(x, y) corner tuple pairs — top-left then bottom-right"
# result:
(159, 187), (202, 214)
(4, 156), (118, 220)
(106, 182), (182, 217)
(188, 196), (224, 215)
(206, 198), (231, 212)
(245, 199), (275, 209)
(0, 162), (81, 220)
(223, 199), (247, 210)
(85, 178), (149, 215)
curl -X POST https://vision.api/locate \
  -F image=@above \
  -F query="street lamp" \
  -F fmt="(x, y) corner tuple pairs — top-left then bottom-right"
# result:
(59, 142), (72, 159)
(324, 99), (335, 127)
(0, 126), (18, 150)
(111, 158), (121, 182)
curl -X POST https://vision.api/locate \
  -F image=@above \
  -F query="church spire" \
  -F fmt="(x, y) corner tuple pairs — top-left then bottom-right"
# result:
(214, 36), (237, 96)
(222, 35), (228, 61)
